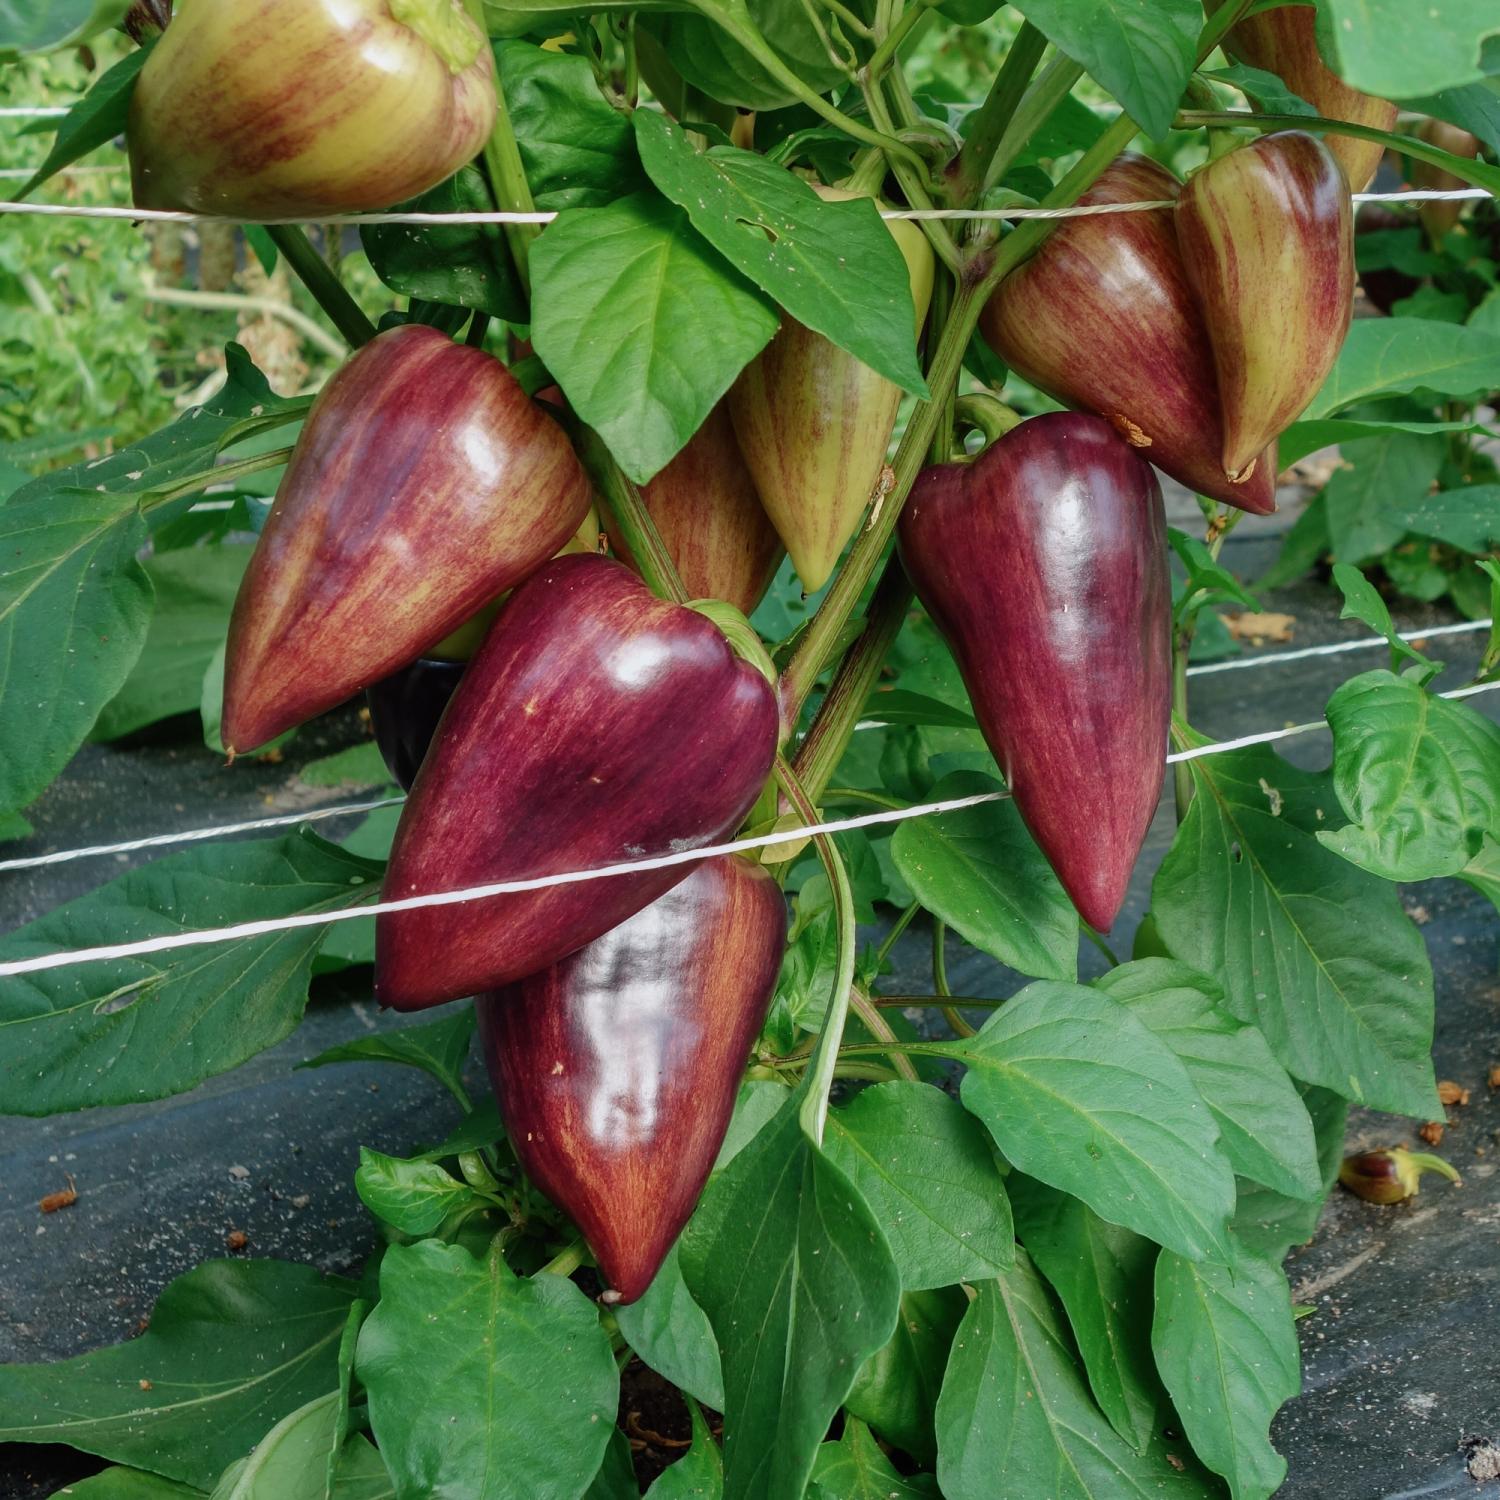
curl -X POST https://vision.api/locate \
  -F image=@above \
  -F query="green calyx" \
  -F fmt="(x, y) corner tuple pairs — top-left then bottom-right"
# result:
(390, 0), (484, 73)
(688, 599), (781, 696)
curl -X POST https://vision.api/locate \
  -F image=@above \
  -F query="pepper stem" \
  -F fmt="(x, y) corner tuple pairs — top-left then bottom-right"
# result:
(391, 0), (485, 73)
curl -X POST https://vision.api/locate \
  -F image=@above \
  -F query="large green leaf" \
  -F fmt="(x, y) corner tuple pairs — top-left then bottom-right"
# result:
(822, 1080), (1014, 1290)
(529, 192), (778, 483)
(212, 1390), (342, 1500)
(0, 832), (382, 1115)
(1152, 1244), (1300, 1500)
(1322, 0), (1500, 99)
(1393, 484), (1500, 553)
(945, 981), (1236, 1262)
(891, 771), (1079, 982)
(1319, 669), (1500, 881)
(1321, 432), (1447, 564)
(1008, 1179), (1164, 1455)
(357, 1241), (618, 1500)
(91, 544), (252, 741)
(0, 1260), (355, 1490)
(0, 0), (128, 58)
(1152, 743), (1439, 1118)
(845, 1287), (966, 1467)
(1307, 318), (1500, 418)
(499, 40), (646, 209)
(634, 113), (926, 396)
(1007, 0), (1198, 138)
(1096, 960), (1322, 1200)
(615, 1243), (724, 1410)
(934, 1254), (1217, 1499)
(1278, 416), (1488, 468)
(0, 490), (152, 811)
(679, 1090), (901, 1500)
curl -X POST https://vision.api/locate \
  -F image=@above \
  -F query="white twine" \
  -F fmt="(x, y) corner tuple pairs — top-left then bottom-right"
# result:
(0, 620), (1492, 875)
(0, 187), (1488, 228)
(1, 679), (1496, 980)
(0, 106), (68, 118)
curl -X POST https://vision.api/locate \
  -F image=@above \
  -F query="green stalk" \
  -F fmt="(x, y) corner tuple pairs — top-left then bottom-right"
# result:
(1175, 111), (1500, 192)
(872, 993), (1003, 1008)
(860, 80), (960, 272)
(144, 446), (296, 510)
(850, 988), (920, 1080)
(947, 21), (1047, 202)
(931, 918), (975, 1037)
(873, 899), (920, 966)
(263, 226), (376, 347)
(779, 756), (858, 1146)
(863, 0), (930, 78)
(981, 55), (1085, 195)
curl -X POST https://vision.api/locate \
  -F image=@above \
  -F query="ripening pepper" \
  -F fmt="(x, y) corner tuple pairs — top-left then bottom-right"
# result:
(1339, 1146), (1461, 1205)
(221, 325), (591, 754)
(1205, 0), (1396, 193)
(979, 155), (1277, 514)
(605, 404), (784, 616)
(728, 185), (935, 593)
(128, 0), (496, 218)
(477, 854), (786, 1304)
(1176, 132), (1353, 484)
(375, 555), (780, 1010)
(898, 412), (1170, 931)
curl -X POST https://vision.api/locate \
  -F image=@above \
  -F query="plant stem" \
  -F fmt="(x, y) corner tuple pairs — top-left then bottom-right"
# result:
(981, 54), (1085, 195)
(850, 988), (921, 1080)
(539, 1239), (588, 1279)
(779, 757), (858, 1146)
(789, 556), (914, 795)
(465, 311), (491, 348)
(947, 20), (1047, 202)
(263, 225), (376, 347)
(860, 80), (960, 272)
(874, 899), (920, 967)
(825, 786), (906, 811)
(145, 446), (296, 510)
(872, 993), (1003, 1008)
(931, 918), (976, 1037)
(568, 421), (687, 604)
(1082, 924), (1121, 967)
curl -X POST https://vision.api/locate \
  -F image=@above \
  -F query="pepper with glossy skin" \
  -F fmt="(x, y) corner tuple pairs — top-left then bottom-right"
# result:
(222, 325), (591, 754)
(979, 156), (1277, 514)
(898, 412), (1170, 932)
(605, 404), (784, 616)
(477, 855), (786, 1304)
(728, 186), (935, 593)
(1205, 0), (1396, 193)
(128, 0), (496, 218)
(366, 659), (466, 793)
(1177, 132), (1353, 484)
(375, 555), (780, 1010)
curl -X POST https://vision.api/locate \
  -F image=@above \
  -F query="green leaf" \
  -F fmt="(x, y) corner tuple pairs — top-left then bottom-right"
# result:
(212, 1391), (342, 1500)
(0, 1260), (355, 1489)
(331, 1436), (396, 1500)
(679, 1090), (901, 1500)
(809, 1420), (938, 1498)
(298, 742), (392, 789)
(1460, 833), (1500, 914)
(1152, 1243), (1300, 1500)
(1405, 79), (1500, 155)
(638, 0), (855, 112)
(1169, 528), (1261, 613)
(298, 1006), (475, 1103)
(1308, 318), (1500, 417)
(1232, 1085), (1348, 1260)
(48, 1470), (205, 1499)
(7, 346), (302, 509)
(354, 1149), (482, 1236)
(17, 45), (148, 197)
(357, 1240), (618, 1500)
(845, 1287), (966, 1467)
(1010, 1178), (1164, 1455)
(1322, 0), (1500, 98)
(891, 770), (1079, 982)
(1279, 416), (1490, 468)
(1393, 483), (1500, 553)
(861, 689), (979, 729)
(1331, 562), (1440, 679)
(634, 113), (927, 397)
(361, 167), (524, 321)
(1322, 432), (1448, 565)
(1317, 669), (1500, 881)
(769, 902), (842, 1036)
(0, 831), (381, 1115)
(1095, 960), (1323, 1200)
(1204, 62), (1314, 116)
(0, 491), (152, 811)
(948, 981), (1235, 1261)
(414, 1098), (504, 1162)
(585, 1428), (641, 1500)
(934, 1254), (1217, 1499)
(0, 0), (129, 58)
(1007, 0), (1198, 138)
(645, 1402), (723, 1499)
(1152, 742), (1439, 1118)
(91, 544), (252, 741)
(822, 1081), (1014, 1290)
(498, 40), (646, 209)
(615, 1243), (725, 1410)
(529, 192), (778, 484)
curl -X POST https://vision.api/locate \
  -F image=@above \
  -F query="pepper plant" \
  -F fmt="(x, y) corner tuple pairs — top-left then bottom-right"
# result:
(2, 2), (1500, 1498)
